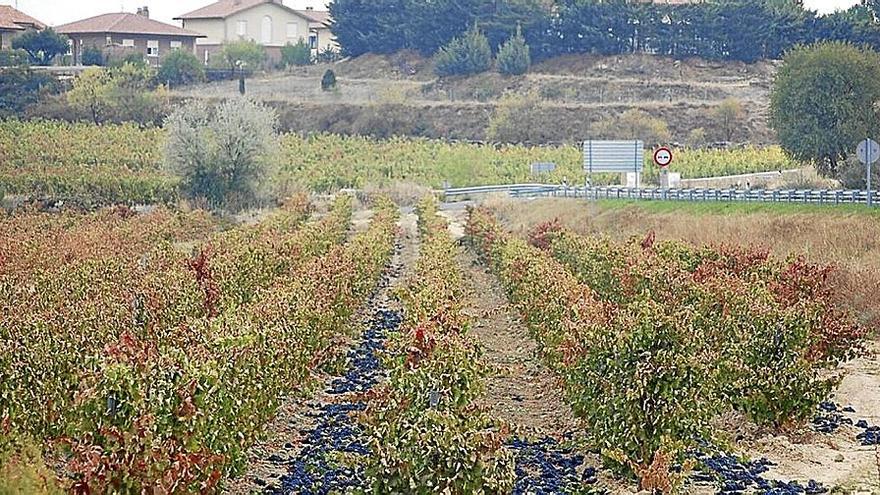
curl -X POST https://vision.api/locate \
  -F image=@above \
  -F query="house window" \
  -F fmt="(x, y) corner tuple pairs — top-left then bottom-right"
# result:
(66, 39), (73, 55)
(286, 22), (297, 40)
(237, 20), (247, 37)
(147, 40), (159, 57)
(105, 35), (112, 45)
(170, 40), (182, 49)
(309, 33), (317, 49)
(261, 15), (272, 44)
(122, 39), (135, 47)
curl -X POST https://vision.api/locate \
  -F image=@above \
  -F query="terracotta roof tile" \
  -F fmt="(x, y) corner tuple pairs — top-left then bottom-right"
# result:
(56, 13), (204, 37)
(0, 5), (46, 30)
(295, 9), (330, 27)
(176, 0), (316, 22)
(178, 0), (270, 19)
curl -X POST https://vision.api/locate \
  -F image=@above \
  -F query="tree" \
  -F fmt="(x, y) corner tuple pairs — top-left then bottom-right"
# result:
(164, 98), (279, 209)
(496, 25), (531, 75)
(67, 63), (166, 125)
(217, 40), (266, 71)
(433, 26), (492, 77)
(66, 68), (113, 124)
(486, 91), (554, 143)
(329, 0), (543, 58)
(11, 28), (68, 66)
(157, 49), (205, 87)
(281, 40), (312, 67)
(591, 109), (671, 146)
(770, 42), (880, 178)
(714, 98), (745, 142)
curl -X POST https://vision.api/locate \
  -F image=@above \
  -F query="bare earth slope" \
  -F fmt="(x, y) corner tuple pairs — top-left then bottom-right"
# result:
(174, 52), (775, 144)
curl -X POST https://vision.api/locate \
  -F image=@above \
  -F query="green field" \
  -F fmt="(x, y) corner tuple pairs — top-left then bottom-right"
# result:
(0, 120), (800, 205)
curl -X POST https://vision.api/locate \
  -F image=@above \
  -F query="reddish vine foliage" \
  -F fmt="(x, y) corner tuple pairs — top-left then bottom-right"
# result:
(640, 230), (656, 250)
(527, 218), (563, 250)
(771, 256), (865, 363)
(187, 246), (220, 317)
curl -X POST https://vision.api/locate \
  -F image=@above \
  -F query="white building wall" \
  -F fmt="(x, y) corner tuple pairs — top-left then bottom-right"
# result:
(222, 4), (310, 47)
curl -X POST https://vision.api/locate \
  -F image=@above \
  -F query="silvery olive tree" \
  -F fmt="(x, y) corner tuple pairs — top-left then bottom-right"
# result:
(164, 98), (279, 209)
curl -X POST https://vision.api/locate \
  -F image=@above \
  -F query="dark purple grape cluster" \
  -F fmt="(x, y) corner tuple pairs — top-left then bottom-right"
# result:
(813, 401), (878, 446)
(273, 309), (401, 494)
(509, 436), (600, 494)
(812, 401), (854, 433)
(327, 309), (400, 394)
(691, 447), (826, 495)
(857, 423), (880, 445)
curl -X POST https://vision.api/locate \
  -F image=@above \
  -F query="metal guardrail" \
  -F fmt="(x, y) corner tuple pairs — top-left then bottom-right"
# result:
(442, 184), (877, 205)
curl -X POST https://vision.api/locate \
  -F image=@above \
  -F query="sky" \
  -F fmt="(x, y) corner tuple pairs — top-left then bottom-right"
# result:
(0, 0), (865, 28)
(1, 0), (331, 27)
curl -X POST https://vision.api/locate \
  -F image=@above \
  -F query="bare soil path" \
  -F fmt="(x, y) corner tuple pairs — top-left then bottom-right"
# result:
(456, 248), (579, 438)
(442, 208), (578, 440)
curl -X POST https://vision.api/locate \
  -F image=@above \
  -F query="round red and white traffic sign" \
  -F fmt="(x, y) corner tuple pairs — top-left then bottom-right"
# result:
(653, 147), (673, 168)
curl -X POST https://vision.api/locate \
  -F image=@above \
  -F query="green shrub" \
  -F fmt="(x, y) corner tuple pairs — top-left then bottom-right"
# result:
(321, 69), (337, 91)
(591, 109), (671, 146)
(156, 49), (205, 87)
(67, 63), (168, 125)
(108, 52), (148, 69)
(770, 42), (880, 178)
(0, 68), (62, 119)
(433, 26), (492, 77)
(496, 26), (530, 76)
(163, 98), (279, 209)
(281, 40), (312, 67)
(566, 298), (718, 481)
(316, 46), (342, 63)
(82, 46), (103, 66)
(0, 48), (30, 68)
(486, 91), (558, 144)
(217, 40), (266, 71)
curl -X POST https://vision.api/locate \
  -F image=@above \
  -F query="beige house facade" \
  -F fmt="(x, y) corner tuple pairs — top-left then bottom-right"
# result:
(176, 0), (337, 66)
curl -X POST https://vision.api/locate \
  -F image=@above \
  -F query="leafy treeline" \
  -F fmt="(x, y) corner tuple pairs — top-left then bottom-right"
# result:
(330, 0), (880, 63)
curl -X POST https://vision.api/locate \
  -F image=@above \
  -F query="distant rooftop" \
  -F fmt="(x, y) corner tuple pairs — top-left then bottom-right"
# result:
(0, 5), (46, 31)
(175, 0), (330, 28)
(56, 12), (204, 37)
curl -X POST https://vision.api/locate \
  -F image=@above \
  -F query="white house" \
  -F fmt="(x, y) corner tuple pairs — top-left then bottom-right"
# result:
(175, 0), (337, 65)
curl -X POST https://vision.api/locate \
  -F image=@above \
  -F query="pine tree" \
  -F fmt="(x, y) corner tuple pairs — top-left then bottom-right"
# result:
(496, 25), (531, 75)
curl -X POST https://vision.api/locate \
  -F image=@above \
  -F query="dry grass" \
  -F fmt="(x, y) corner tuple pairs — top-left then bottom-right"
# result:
(361, 181), (434, 207)
(487, 197), (880, 331)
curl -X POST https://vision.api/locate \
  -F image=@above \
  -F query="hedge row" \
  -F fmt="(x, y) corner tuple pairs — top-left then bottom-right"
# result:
(466, 208), (864, 490)
(359, 196), (515, 493)
(1, 195), (399, 492)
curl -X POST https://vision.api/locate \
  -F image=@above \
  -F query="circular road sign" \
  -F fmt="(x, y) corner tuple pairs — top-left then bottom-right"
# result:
(857, 138), (880, 165)
(653, 147), (673, 168)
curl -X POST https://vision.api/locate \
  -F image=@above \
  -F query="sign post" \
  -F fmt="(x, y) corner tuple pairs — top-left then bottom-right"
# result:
(583, 140), (645, 191)
(857, 138), (879, 207)
(653, 147), (673, 189)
